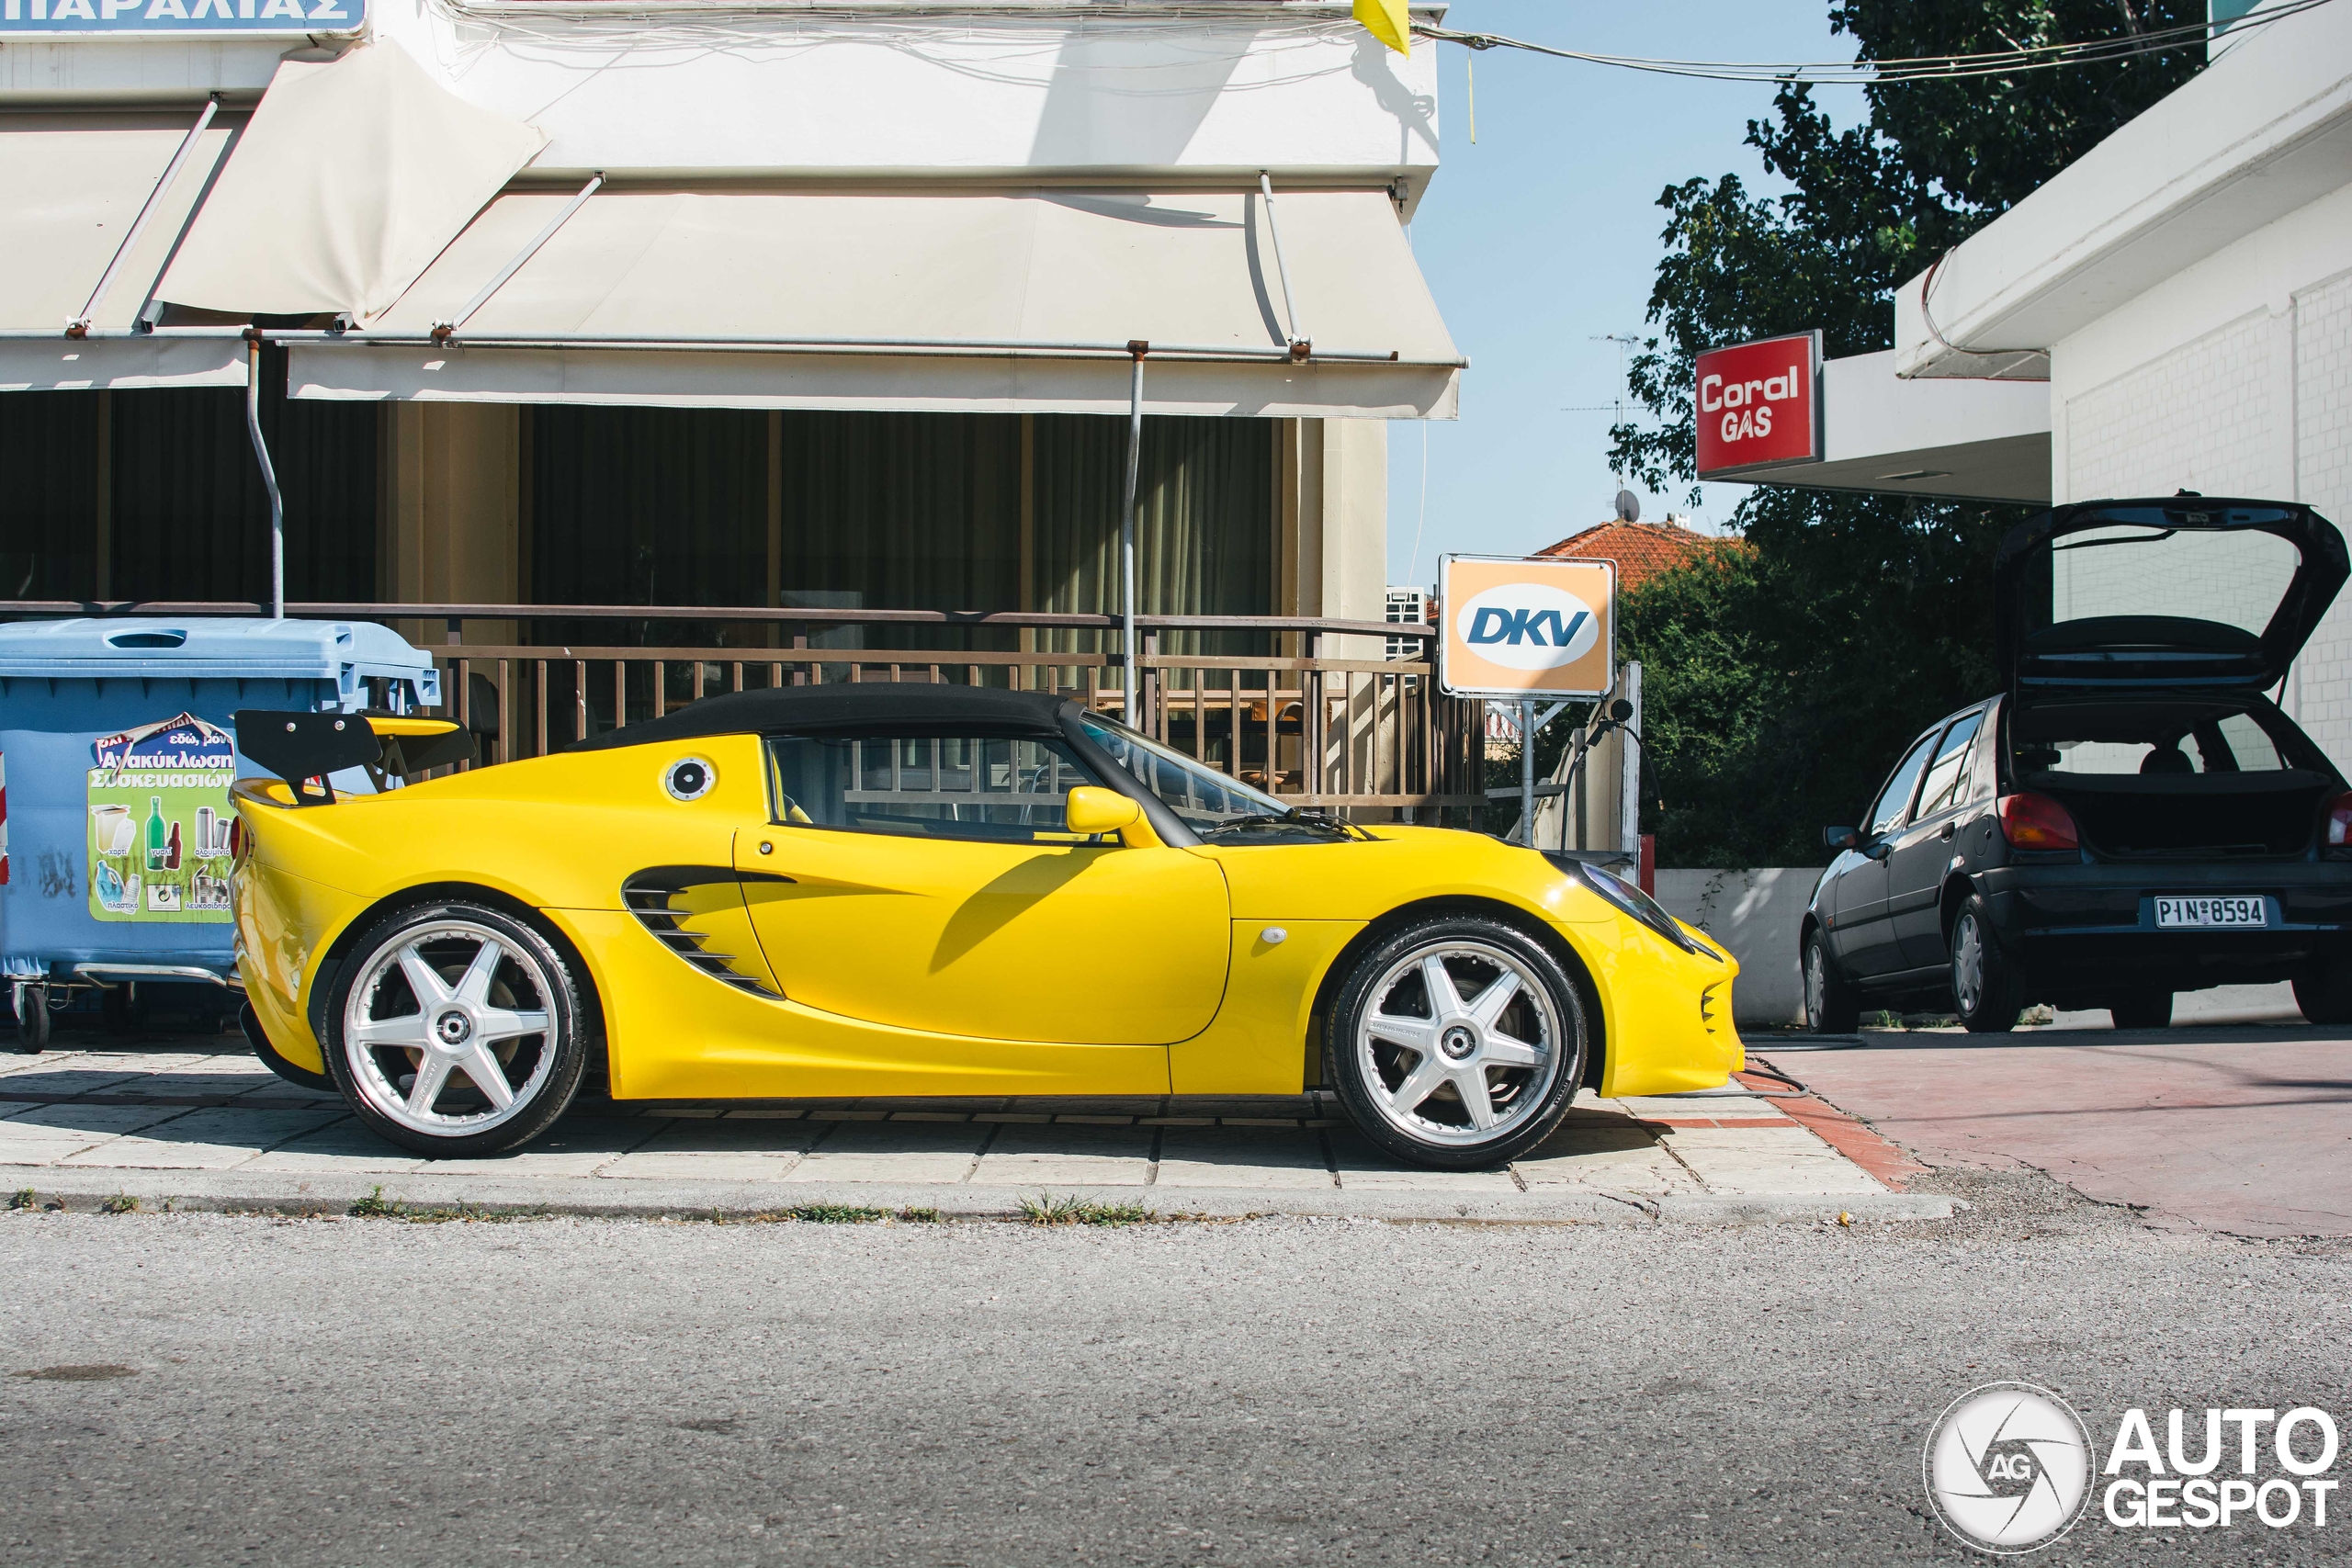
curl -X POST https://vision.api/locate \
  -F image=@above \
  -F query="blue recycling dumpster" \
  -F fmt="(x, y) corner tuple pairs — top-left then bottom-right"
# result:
(0, 617), (441, 1050)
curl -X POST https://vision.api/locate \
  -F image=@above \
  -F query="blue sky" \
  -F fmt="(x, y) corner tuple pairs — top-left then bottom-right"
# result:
(1389, 1), (1872, 586)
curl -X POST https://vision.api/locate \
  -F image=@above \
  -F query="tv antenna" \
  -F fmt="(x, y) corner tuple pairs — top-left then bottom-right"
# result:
(1562, 332), (1645, 421)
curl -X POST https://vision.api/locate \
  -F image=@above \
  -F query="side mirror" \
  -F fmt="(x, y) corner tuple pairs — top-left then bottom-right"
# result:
(1066, 785), (1143, 840)
(1823, 825), (1860, 852)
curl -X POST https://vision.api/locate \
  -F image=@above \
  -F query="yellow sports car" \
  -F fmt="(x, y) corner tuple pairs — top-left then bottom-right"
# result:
(229, 686), (1741, 1168)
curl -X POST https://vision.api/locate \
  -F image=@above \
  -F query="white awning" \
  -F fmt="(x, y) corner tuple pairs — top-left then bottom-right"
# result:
(0, 110), (246, 391)
(284, 186), (1463, 419)
(156, 39), (548, 322)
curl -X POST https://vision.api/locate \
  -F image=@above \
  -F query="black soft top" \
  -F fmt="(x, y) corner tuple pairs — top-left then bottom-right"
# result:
(568, 684), (1078, 751)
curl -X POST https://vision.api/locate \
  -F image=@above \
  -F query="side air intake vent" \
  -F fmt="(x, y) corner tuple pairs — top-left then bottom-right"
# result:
(622, 867), (781, 998)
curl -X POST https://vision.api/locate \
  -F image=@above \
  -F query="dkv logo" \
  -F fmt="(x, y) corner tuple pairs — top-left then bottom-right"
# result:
(1454, 582), (1600, 671)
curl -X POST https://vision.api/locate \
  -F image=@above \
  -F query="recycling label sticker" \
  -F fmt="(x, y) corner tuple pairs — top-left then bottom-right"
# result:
(87, 712), (236, 923)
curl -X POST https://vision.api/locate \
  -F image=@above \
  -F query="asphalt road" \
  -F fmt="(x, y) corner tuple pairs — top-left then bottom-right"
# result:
(3, 1175), (2347, 1567)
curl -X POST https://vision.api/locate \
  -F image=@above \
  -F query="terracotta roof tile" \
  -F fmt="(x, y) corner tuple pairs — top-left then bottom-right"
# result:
(1534, 520), (1737, 590)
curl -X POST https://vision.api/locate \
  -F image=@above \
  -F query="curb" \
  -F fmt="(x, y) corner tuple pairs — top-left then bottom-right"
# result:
(2, 1168), (1957, 1225)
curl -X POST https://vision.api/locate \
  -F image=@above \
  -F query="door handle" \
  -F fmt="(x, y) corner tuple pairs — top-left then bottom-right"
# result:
(1939, 821), (1956, 840)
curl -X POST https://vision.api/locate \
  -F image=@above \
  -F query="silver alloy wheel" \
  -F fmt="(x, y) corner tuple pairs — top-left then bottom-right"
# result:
(341, 919), (557, 1137)
(1354, 939), (1566, 1148)
(1951, 911), (1985, 1015)
(1804, 942), (1827, 1028)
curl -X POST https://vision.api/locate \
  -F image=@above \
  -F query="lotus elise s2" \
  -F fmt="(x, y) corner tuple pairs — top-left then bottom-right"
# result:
(231, 686), (1740, 1168)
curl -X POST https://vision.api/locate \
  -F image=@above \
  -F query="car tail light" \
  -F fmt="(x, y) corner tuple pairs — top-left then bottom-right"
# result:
(1998, 792), (2079, 852)
(228, 816), (248, 869)
(2324, 791), (2352, 854)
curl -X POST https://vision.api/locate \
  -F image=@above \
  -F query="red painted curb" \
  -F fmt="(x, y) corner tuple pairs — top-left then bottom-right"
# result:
(1737, 1066), (1930, 1191)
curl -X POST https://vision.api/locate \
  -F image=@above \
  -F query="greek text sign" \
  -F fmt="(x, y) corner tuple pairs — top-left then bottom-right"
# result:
(0, 0), (361, 36)
(1694, 329), (1822, 478)
(1438, 555), (1615, 699)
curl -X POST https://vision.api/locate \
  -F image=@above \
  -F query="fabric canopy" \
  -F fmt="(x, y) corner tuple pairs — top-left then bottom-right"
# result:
(157, 39), (547, 322)
(286, 186), (1463, 420)
(0, 110), (245, 391)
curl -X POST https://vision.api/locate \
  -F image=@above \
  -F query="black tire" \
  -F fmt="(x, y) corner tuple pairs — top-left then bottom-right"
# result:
(321, 901), (589, 1159)
(2108, 991), (2173, 1031)
(2294, 964), (2352, 1026)
(1802, 929), (1861, 1033)
(13, 983), (47, 1053)
(1948, 895), (2022, 1034)
(1324, 916), (1589, 1170)
(241, 1000), (336, 1093)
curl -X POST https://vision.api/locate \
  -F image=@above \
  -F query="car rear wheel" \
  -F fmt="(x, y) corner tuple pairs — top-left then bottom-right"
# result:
(1803, 930), (1860, 1033)
(2108, 991), (2172, 1031)
(1325, 918), (1587, 1170)
(322, 902), (588, 1159)
(2293, 964), (2352, 1026)
(1949, 897), (2021, 1034)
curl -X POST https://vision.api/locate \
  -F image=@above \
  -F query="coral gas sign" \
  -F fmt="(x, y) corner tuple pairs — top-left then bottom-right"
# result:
(1437, 556), (1615, 699)
(1694, 329), (1822, 479)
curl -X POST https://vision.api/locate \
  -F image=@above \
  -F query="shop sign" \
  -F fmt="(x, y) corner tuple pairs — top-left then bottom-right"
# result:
(1438, 555), (1615, 700)
(1694, 329), (1822, 478)
(0, 0), (362, 36)
(87, 712), (235, 923)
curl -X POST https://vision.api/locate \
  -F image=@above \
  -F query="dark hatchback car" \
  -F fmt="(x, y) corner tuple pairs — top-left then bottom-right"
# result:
(1803, 497), (2352, 1032)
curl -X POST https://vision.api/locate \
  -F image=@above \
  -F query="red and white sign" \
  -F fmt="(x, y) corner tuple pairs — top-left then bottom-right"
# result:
(1694, 330), (1822, 478)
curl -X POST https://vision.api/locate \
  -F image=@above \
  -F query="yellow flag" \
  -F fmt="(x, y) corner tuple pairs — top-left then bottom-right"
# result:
(1354, 0), (1410, 55)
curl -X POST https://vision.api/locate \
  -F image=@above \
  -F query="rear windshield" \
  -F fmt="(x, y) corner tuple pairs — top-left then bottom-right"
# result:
(2009, 697), (2328, 779)
(2026, 505), (2304, 644)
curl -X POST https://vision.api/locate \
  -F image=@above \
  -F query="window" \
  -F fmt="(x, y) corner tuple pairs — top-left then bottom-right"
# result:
(763, 732), (1104, 843)
(2012, 699), (2320, 778)
(1912, 713), (1984, 819)
(1078, 715), (1291, 834)
(1867, 731), (1940, 837)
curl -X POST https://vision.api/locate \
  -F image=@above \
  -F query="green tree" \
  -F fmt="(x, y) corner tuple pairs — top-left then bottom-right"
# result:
(1607, 0), (2206, 867)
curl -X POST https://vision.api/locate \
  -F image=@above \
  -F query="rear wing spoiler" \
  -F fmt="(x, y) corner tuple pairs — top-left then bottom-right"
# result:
(233, 711), (479, 805)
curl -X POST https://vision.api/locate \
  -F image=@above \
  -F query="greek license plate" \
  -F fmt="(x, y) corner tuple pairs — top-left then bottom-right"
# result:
(2154, 896), (2267, 930)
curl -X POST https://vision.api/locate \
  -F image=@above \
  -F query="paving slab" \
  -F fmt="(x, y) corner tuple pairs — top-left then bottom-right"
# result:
(1659, 1125), (1885, 1197)
(1325, 1128), (1521, 1192)
(243, 1120), (427, 1175)
(0, 1102), (195, 1165)
(56, 1107), (345, 1170)
(424, 1117), (667, 1178)
(782, 1120), (987, 1183)
(972, 1122), (1156, 1186)
(1154, 1125), (1335, 1190)
(600, 1118), (825, 1182)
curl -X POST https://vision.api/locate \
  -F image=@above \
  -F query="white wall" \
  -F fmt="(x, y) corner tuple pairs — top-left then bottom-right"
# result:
(2050, 178), (2352, 765)
(1652, 867), (1817, 1027)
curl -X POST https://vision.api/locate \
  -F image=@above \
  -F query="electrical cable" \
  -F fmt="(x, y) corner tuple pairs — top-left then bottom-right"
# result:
(1414, 0), (2331, 85)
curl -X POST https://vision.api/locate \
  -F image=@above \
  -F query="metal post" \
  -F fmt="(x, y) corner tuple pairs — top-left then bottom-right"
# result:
(1120, 345), (1146, 727)
(244, 337), (285, 619)
(1258, 172), (1310, 357)
(1519, 698), (1535, 846)
(1620, 661), (1643, 857)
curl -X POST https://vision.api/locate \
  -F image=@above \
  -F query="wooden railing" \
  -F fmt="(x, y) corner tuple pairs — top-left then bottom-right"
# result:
(6, 601), (1486, 818)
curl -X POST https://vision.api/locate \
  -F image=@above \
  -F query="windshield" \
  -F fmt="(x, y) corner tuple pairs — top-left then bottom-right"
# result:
(2010, 697), (2325, 778)
(2030, 507), (2303, 644)
(1077, 716), (1294, 833)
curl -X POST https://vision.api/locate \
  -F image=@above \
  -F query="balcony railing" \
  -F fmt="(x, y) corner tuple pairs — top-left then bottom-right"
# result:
(6, 601), (1486, 818)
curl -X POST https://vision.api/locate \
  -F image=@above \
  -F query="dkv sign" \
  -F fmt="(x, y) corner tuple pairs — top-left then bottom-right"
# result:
(1438, 556), (1615, 699)
(1694, 329), (1823, 479)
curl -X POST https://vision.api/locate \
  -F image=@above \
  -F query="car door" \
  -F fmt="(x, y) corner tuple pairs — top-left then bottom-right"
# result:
(732, 727), (1230, 1045)
(1885, 709), (1985, 970)
(1829, 728), (1940, 981)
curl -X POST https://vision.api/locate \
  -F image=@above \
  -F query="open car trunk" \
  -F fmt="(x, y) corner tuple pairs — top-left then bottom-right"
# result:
(2007, 694), (2341, 859)
(1995, 498), (2348, 694)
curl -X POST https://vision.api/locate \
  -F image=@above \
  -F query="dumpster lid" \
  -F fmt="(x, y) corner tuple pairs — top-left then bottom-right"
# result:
(0, 617), (435, 681)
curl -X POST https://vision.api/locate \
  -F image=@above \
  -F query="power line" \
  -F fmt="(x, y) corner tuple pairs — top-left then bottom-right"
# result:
(1414, 0), (2331, 85)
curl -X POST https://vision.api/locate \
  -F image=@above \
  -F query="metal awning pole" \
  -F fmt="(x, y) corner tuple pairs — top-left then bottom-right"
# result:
(69, 94), (217, 337)
(244, 336), (285, 619)
(1121, 344), (1146, 727)
(1258, 172), (1310, 358)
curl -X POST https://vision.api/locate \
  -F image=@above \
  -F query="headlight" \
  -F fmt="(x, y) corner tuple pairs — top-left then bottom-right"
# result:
(1543, 852), (1717, 959)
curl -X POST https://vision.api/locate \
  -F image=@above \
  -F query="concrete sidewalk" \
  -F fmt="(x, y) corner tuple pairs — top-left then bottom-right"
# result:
(0, 1033), (1945, 1222)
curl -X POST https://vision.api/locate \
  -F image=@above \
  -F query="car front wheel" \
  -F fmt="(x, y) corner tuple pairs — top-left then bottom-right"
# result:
(1325, 918), (1588, 1170)
(1949, 896), (2021, 1034)
(1803, 930), (1860, 1033)
(323, 902), (589, 1158)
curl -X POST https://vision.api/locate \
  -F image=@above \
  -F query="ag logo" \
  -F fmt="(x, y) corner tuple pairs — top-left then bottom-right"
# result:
(1453, 582), (1600, 672)
(1924, 1383), (2092, 1553)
